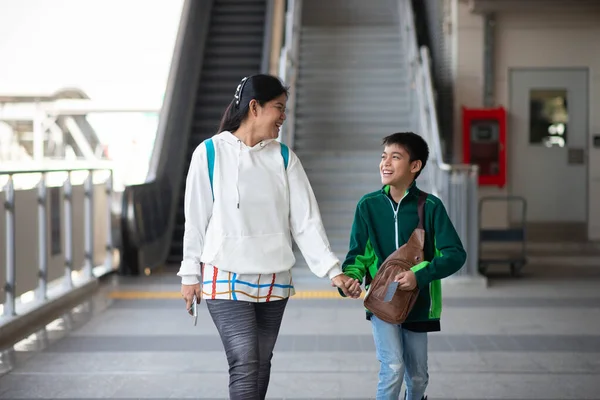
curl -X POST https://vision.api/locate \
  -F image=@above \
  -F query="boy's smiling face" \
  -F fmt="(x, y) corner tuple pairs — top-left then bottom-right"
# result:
(380, 143), (422, 186)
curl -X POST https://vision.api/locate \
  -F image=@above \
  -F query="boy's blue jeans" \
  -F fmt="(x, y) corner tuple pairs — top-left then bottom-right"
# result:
(371, 315), (429, 400)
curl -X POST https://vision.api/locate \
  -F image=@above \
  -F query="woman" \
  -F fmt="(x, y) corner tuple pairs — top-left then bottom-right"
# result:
(178, 74), (361, 400)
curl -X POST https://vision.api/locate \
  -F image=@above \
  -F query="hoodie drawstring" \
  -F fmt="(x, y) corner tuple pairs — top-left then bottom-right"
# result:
(236, 140), (242, 209)
(235, 138), (266, 209)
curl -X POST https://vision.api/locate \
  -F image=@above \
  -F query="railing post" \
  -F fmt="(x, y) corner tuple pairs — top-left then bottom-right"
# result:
(3, 175), (16, 317)
(449, 170), (467, 277)
(36, 173), (48, 301)
(460, 170), (468, 276)
(63, 171), (73, 288)
(104, 170), (113, 271)
(467, 166), (480, 276)
(83, 170), (94, 280)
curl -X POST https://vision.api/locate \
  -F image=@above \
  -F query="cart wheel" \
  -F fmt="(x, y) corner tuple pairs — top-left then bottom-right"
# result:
(510, 262), (524, 277)
(478, 263), (488, 276)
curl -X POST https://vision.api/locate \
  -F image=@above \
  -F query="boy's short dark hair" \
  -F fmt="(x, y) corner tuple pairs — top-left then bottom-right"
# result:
(382, 132), (429, 179)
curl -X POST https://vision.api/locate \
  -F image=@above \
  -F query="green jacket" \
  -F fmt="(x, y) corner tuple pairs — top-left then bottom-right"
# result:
(341, 183), (466, 326)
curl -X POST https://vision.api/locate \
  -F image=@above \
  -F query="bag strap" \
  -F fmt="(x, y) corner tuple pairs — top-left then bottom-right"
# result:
(204, 139), (288, 201)
(417, 190), (428, 230)
(205, 138), (216, 200)
(280, 142), (289, 170)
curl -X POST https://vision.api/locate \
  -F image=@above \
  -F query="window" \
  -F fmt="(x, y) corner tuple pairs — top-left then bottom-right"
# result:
(529, 89), (568, 147)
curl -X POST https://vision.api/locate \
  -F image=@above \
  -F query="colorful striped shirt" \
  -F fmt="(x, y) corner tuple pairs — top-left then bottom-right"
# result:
(201, 264), (295, 302)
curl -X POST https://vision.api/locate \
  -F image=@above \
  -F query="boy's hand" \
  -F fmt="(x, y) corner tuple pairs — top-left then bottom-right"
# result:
(331, 274), (362, 298)
(395, 271), (417, 291)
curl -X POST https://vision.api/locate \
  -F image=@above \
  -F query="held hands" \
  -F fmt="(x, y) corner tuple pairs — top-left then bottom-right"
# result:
(331, 274), (362, 299)
(394, 270), (417, 291)
(181, 283), (202, 315)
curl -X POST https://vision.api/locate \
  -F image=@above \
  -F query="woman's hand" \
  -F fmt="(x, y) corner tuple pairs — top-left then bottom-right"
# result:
(181, 284), (202, 314)
(331, 274), (362, 298)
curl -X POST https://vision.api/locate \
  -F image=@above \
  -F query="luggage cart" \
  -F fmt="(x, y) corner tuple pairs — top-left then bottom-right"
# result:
(478, 196), (527, 277)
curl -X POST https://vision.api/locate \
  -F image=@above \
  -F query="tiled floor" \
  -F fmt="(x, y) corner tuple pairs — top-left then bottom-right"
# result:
(1, 263), (600, 399)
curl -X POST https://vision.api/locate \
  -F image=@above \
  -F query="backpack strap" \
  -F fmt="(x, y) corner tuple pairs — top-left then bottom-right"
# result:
(280, 142), (289, 170)
(205, 138), (215, 200)
(417, 190), (428, 230)
(204, 139), (288, 202)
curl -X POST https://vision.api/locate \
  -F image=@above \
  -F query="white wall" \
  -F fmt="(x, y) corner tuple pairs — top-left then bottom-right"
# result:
(452, 0), (485, 162)
(452, 0), (600, 239)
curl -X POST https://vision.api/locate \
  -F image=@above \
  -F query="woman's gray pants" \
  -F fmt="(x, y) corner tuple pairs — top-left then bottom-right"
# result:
(206, 298), (288, 400)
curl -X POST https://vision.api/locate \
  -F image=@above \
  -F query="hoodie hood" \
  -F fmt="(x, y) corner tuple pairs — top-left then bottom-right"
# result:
(220, 131), (277, 152)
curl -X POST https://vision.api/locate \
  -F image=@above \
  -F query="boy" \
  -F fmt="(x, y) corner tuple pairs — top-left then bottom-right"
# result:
(341, 132), (466, 400)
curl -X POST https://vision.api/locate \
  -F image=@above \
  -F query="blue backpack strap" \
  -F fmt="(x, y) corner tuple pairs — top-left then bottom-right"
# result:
(206, 140), (284, 200)
(279, 142), (289, 170)
(205, 138), (215, 200)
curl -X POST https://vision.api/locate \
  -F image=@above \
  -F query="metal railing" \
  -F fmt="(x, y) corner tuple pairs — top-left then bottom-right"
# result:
(277, 0), (302, 147)
(1, 166), (115, 318)
(401, 0), (481, 278)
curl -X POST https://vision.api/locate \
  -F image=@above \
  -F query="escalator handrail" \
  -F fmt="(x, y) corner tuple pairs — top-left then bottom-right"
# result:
(277, 0), (302, 148)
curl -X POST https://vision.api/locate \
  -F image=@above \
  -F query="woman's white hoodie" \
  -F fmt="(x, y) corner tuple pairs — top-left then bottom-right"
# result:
(177, 131), (342, 285)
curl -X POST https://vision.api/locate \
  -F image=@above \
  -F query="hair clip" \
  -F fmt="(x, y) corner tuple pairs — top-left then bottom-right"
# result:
(234, 77), (249, 107)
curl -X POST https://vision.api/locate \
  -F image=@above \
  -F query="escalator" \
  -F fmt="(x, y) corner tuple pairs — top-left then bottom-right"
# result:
(121, 0), (274, 273)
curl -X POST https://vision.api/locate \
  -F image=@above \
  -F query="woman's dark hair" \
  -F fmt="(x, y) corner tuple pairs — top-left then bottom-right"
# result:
(218, 74), (289, 133)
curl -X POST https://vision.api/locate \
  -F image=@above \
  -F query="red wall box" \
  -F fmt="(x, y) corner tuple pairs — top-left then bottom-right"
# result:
(462, 106), (507, 187)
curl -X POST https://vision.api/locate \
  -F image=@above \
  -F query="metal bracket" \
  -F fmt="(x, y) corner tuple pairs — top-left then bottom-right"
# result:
(4, 282), (13, 294)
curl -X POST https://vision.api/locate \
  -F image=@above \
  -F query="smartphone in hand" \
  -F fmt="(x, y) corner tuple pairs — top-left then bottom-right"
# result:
(188, 295), (198, 326)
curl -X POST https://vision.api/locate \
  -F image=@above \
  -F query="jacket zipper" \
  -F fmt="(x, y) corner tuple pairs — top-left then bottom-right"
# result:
(385, 196), (400, 249)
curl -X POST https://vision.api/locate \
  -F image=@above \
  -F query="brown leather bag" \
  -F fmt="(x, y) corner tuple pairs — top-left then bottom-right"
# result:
(363, 191), (428, 324)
